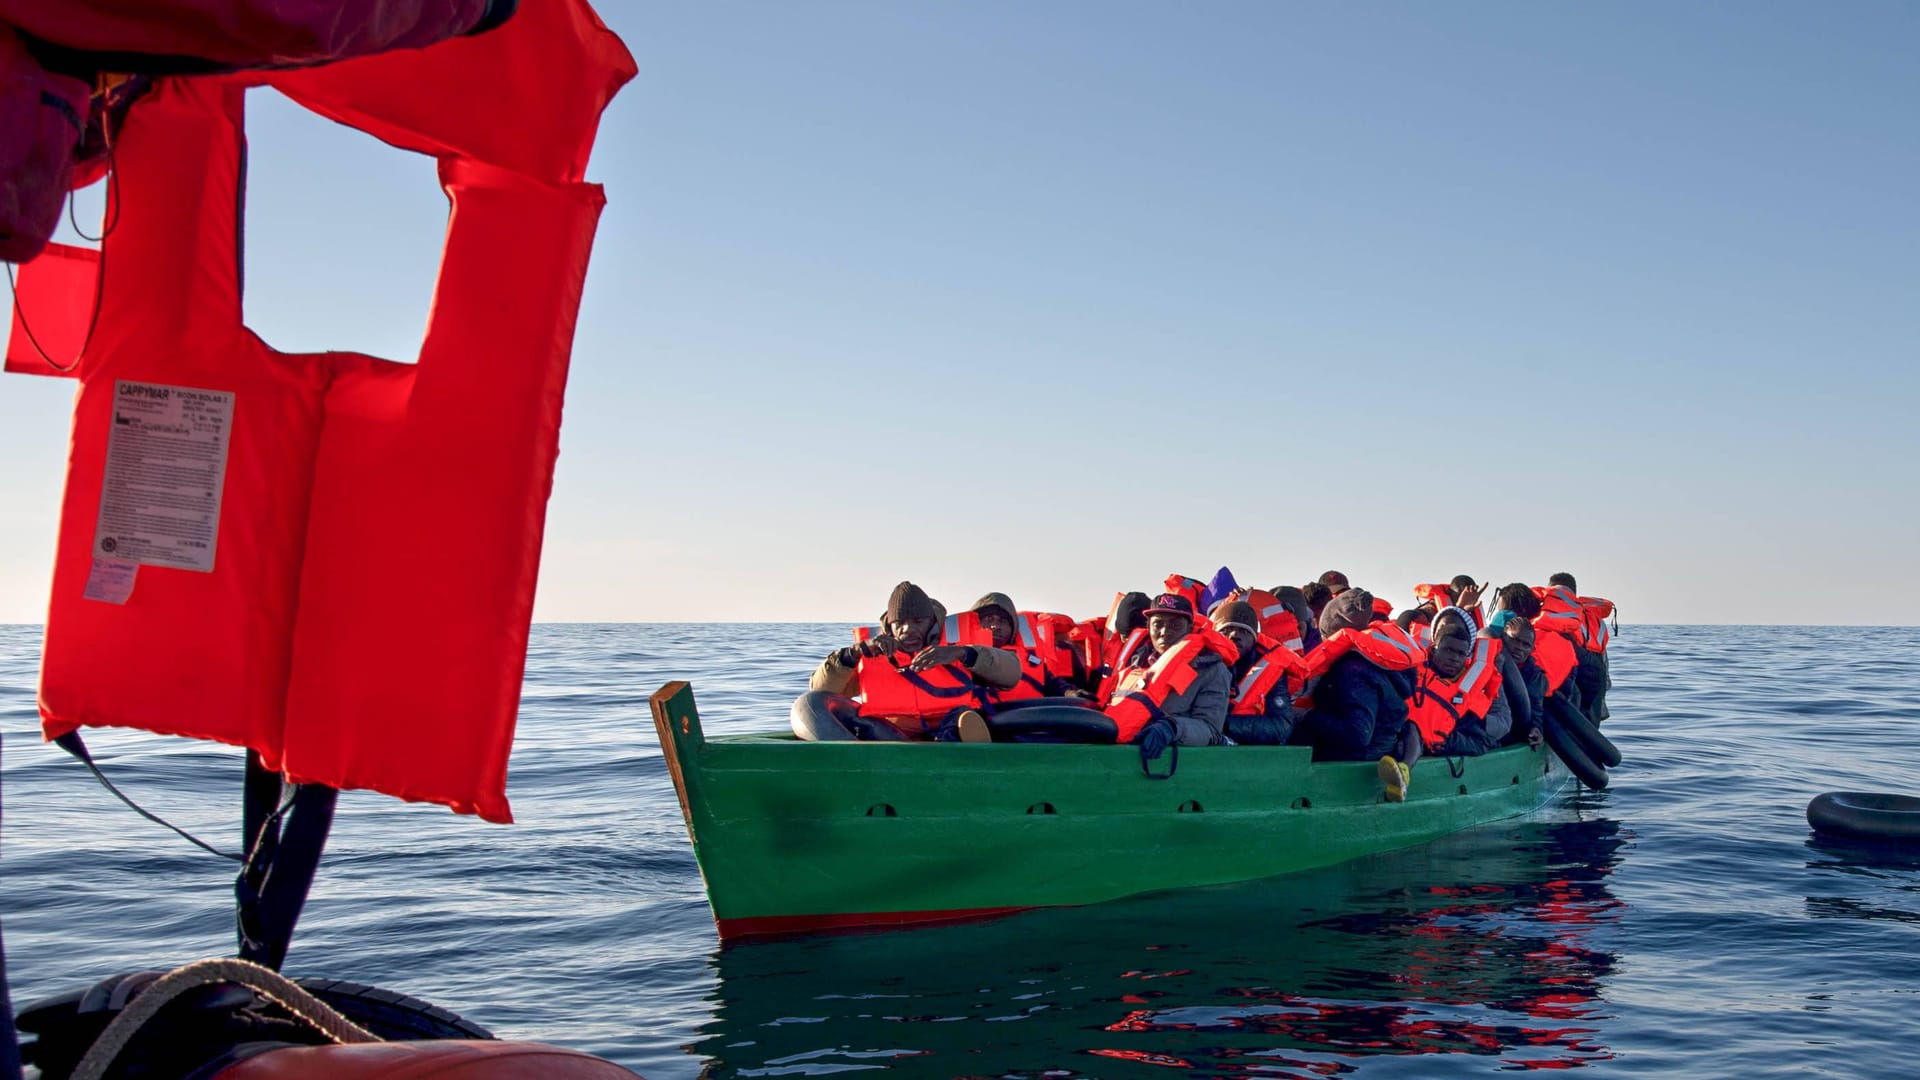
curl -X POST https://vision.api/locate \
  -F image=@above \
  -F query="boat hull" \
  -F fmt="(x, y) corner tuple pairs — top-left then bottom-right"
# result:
(650, 682), (1570, 939)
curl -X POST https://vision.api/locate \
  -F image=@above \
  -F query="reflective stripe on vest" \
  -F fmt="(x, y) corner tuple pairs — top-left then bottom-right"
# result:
(1302, 621), (1426, 684)
(1229, 640), (1305, 716)
(1097, 627), (1150, 701)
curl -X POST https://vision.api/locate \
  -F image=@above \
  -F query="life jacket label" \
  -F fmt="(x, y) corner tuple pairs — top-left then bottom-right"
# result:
(82, 557), (139, 605)
(92, 380), (234, 573)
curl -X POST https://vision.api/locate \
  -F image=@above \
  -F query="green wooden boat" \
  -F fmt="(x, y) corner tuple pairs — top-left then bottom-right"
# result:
(650, 681), (1572, 940)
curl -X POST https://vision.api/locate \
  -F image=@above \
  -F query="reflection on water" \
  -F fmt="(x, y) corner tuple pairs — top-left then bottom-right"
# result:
(692, 814), (1626, 1078)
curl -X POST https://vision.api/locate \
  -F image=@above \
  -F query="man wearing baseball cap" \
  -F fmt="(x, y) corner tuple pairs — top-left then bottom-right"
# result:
(1103, 593), (1237, 763)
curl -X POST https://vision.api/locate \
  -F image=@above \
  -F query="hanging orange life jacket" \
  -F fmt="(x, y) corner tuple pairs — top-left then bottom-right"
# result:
(1103, 624), (1240, 741)
(854, 652), (991, 736)
(1576, 595), (1614, 654)
(1405, 635), (1504, 748)
(1242, 589), (1305, 652)
(1229, 637), (1309, 717)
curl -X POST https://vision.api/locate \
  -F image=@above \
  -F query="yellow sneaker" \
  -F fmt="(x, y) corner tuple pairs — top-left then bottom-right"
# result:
(956, 710), (992, 743)
(1378, 755), (1410, 802)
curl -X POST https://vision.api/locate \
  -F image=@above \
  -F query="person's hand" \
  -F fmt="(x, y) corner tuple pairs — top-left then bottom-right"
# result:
(1061, 687), (1092, 700)
(1135, 717), (1176, 760)
(907, 644), (972, 671)
(1458, 582), (1484, 609)
(833, 646), (862, 667)
(860, 634), (897, 658)
(1527, 725), (1543, 751)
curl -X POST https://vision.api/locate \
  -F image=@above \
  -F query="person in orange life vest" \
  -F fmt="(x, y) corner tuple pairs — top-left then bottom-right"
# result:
(1548, 571), (1613, 725)
(1297, 588), (1419, 763)
(1217, 585), (1308, 653)
(1396, 606), (1435, 648)
(1376, 607), (1501, 801)
(1210, 600), (1303, 746)
(962, 592), (1089, 700)
(1496, 582), (1593, 742)
(1513, 581), (1584, 712)
(809, 581), (1021, 738)
(1104, 593), (1237, 758)
(1415, 575), (1488, 629)
(1269, 585), (1320, 651)
(1369, 595), (1395, 623)
(1487, 610), (1544, 749)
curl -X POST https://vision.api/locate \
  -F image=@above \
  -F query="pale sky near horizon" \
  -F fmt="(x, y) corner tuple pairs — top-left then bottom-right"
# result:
(2, 2), (1916, 626)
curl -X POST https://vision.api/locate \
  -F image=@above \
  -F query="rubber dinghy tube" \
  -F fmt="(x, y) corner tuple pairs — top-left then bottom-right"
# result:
(977, 699), (1118, 744)
(1807, 792), (1920, 845)
(1557, 703), (1623, 768)
(1542, 715), (1608, 790)
(789, 691), (904, 741)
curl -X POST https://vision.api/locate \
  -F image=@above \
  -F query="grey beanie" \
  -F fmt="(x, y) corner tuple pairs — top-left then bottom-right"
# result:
(1318, 588), (1374, 637)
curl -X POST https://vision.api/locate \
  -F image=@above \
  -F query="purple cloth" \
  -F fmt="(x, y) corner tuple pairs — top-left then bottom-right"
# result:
(1200, 566), (1240, 615)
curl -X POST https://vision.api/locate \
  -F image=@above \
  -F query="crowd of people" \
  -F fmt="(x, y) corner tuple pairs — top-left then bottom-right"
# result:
(804, 569), (1615, 802)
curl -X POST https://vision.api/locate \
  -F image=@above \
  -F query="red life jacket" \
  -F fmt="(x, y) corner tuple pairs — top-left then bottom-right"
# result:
(853, 652), (991, 737)
(1096, 627), (1148, 703)
(1371, 596), (1395, 620)
(1413, 582), (1454, 610)
(1242, 589), (1305, 652)
(1067, 616), (1105, 679)
(1406, 635), (1504, 748)
(949, 609), (1076, 702)
(1163, 573), (1207, 611)
(1229, 637), (1308, 717)
(1103, 624), (1240, 742)
(1409, 622), (1433, 649)
(1531, 621), (1579, 696)
(1577, 595), (1614, 654)
(1302, 621), (1426, 684)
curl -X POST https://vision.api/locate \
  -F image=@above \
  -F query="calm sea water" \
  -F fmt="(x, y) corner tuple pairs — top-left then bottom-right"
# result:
(3, 623), (1918, 1079)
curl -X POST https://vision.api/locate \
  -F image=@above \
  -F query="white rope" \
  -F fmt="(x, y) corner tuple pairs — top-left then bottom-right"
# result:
(72, 958), (380, 1080)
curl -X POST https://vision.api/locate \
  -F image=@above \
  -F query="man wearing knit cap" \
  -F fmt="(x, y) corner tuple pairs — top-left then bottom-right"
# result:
(1296, 588), (1417, 764)
(810, 582), (1021, 737)
(1210, 600), (1298, 745)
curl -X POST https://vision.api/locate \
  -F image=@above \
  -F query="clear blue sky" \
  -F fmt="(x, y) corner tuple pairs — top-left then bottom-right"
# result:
(3, 1), (1916, 624)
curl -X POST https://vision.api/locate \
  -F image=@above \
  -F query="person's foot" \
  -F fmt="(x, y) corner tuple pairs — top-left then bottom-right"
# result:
(956, 710), (992, 743)
(1378, 755), (1410, 802)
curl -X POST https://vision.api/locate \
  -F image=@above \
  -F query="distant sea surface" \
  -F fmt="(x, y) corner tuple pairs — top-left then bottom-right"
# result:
(4, 624), (1919, 1079)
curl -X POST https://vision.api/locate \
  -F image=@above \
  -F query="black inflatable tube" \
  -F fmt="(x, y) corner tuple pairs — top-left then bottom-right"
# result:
(1556, 702), (1623, 768)
(790, 690), (903, 741)
(1807, 791), (1920, 845)
(1542, 715), (1608, 790)
(978, 699), (1117, 744)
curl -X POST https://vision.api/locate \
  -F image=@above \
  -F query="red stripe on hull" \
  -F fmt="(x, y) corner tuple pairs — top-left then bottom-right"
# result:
(718, 905), (1037, 941)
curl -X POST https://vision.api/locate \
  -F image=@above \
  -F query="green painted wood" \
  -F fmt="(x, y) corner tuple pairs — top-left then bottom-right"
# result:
(649, 681), (1570, 935)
